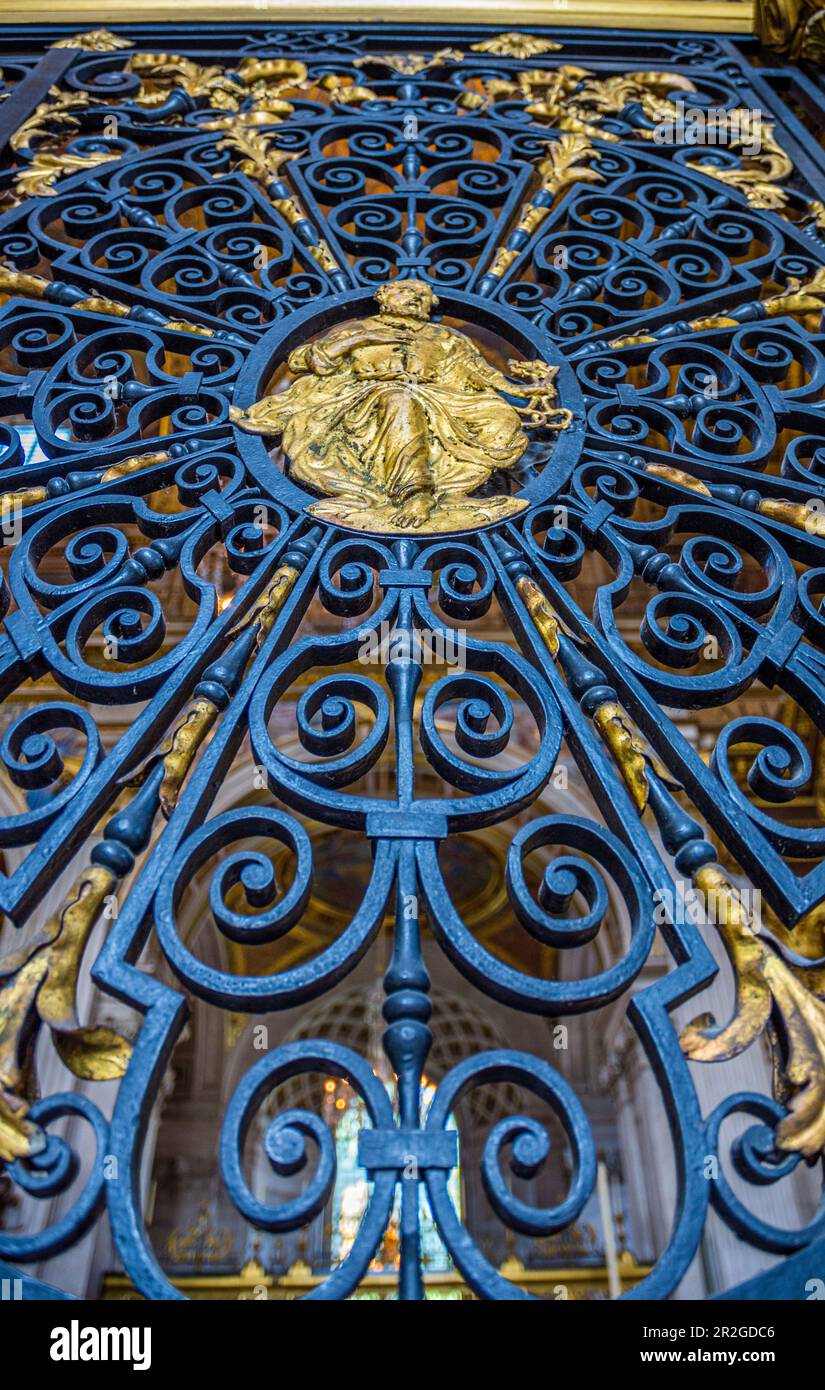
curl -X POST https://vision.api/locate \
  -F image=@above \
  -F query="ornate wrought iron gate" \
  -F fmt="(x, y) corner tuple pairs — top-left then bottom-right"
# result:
(1, 18), (825, 1301)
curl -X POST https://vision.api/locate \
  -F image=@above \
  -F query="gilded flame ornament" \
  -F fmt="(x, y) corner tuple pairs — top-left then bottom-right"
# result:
(231, 280), (571, 534)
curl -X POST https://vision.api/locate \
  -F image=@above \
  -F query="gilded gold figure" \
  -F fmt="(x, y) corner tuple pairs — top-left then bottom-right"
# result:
(231, 280), (570, 533)
(756, 0), (825, 57)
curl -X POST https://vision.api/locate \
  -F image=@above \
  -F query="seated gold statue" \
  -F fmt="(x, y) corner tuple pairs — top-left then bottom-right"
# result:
(230, 279), (572, 533)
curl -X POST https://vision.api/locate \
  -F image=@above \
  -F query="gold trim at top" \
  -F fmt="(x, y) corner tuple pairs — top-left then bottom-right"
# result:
(0, 3), (755, 35)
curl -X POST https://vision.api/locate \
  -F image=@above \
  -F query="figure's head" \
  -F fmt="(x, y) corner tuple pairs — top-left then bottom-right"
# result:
(375, 279), (438, 321)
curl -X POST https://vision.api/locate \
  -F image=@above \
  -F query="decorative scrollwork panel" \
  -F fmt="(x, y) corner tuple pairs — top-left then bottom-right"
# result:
(0, 18), (823, 1302)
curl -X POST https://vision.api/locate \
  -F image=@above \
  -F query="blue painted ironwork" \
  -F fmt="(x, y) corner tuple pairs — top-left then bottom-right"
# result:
(0, 19), (823, 1300)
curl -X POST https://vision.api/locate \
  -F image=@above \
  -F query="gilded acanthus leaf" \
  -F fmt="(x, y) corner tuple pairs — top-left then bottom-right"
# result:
(535, 134), (604, 197)
(765, 956), (825, 1156)
(0, 1087), (45, 1163)
(216, 122), (298, 185)
(51, 29), (132, 51)
(11, 88), (89, 154)
(470, 32), (563, 58)
(680, 865), (825, 1159)
(353, 49), (463, 76)
(52, 1026), (132, 1082)
(525, 67), (696, 139)
(129, 53), (243, 108)
(689, 118), (792, 210)
(680, 868), (774, 1063)
(0, 864), (129, 1157)
(15, 150), (114, 200)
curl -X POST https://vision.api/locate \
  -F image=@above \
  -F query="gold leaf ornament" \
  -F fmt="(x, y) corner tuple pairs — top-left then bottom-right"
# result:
(51, 29), (132, 51)
(51, 1025), (132, 1081)
(0, 864), (131, 1159)
(680, 864), (825, 1159)
(470, 32), (563, 58)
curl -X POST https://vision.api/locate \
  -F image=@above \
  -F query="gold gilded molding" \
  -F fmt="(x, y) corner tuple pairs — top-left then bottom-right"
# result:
(806, 199), (825, 231)
(535, 133), (604, 197)
(680, 866), (774, 1060)
(584, 685), (825, 1159)
(101, 449), (171, 482)
(0, 485), (47, 511)
(526, 69), (698, 138)
(574, 678), (825, 1161)
(488, 247), (520, 278)
(642, 466), (825, 540)
(0, 451), (169, 515)
(215, 122), (297, 185)
(271, 196), (305, 227)
(3, 6), (755, 35)
(214, 123), (338, 265)
(464, 66), (697, 141)
(763, 266), (825, 319)
(4, 674), (239, 1157)
(0, 266), (64, 300)
(129, 52), (250, 108)
(614, 267), (825, 349)
(132, 561), (301, 814)
(237, 58), (308, 85)
(515, 579), (666, 808)
(163, 318), (215, 337)
(688, 267), (825, 332)
(608, 332), (657, 347)
(318, 74), (379, 103)
(129, 52), (308, 118)
(231, 279), (570, 534)
(510, 588), (825, 1160)
(515, 204), (552, 237)
(307, 240), (340, 273)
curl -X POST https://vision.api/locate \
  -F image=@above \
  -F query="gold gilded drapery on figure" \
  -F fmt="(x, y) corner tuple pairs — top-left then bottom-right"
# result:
(231, 280), (571, 533)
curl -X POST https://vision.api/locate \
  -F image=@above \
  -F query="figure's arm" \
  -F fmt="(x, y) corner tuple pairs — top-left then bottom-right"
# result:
(287, 322), (389, 375)
(461, 347), (572, 430)
(229, 397), (287, 435)
(286, 334), (346, 376)
(462, 343), (557, 398)
(465, 352), (518, 394)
